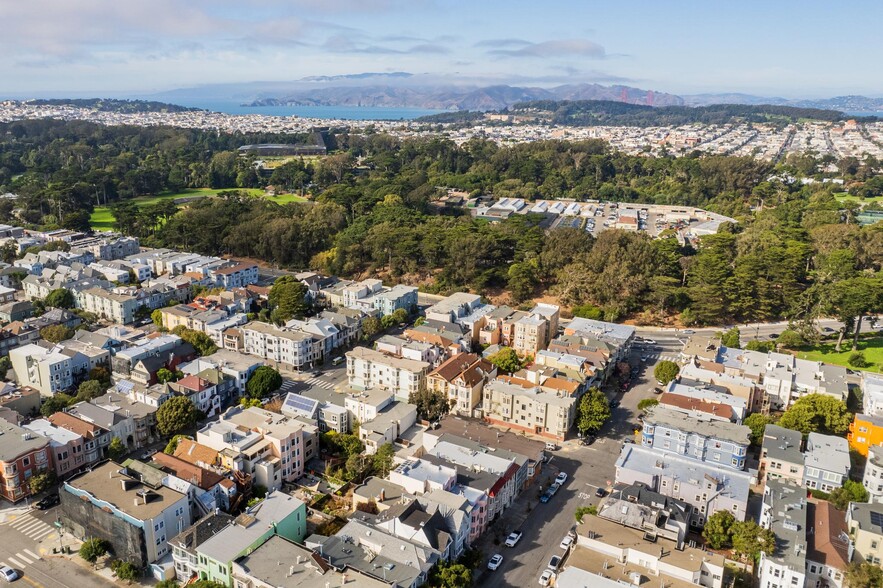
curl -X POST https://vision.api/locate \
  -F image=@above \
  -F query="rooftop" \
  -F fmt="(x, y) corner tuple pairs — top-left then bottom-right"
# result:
(762, 425), (804, 464)
(642, 405), (750, 446)
(169, 512), (234, 553)
(431, 415), (545, 459)
(346, 347), (430, 373)
(63, 461), (186, 521)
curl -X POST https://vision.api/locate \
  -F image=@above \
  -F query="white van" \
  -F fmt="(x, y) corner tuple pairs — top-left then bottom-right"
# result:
(545, 442), (557, 452)
(331, 356), (344, 366)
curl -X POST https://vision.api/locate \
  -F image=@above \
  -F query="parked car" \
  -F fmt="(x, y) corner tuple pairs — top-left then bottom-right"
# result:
(545, 442), (557, 451)
(582, 435), (595, 446)
(595, 487), (607, 498)
(560, 535), (574, 550)
(555, 472), (568, 485)
(768, 333), (778, 339)
(504, 531), (523, 547)
(487, 554), (503, 571)
(610, 400), (620, 408)
(140, 448), (158, 460)
(642, 339), (656, 345)
(35, 493), (60, 510)
(538, 570), (556, 586)
(0, 566), (18, 582)
(547, 555), (562, 572)
(653, 387), (664, 394)
(682, 329), (695, 335)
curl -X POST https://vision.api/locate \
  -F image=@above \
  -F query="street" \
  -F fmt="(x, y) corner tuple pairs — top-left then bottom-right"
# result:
(0, 506), (115, 588)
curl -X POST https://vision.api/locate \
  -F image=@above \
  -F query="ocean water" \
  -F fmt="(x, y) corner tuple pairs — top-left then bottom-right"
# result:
(844, 111), (883, 118)
(175, 99), (445, 120)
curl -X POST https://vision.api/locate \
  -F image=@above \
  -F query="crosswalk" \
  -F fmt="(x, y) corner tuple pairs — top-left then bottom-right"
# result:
(639, 353), (679, 363)
(5, 514), (56, 541)
(302, 377), (335, 390)
(0, 548), (42, 570)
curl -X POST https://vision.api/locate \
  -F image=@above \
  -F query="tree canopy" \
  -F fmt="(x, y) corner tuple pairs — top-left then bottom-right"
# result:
(268, 276), (309, 323)
(577, 387), (611, 434)
(777, 394), (852, 436)
(245, 366), (283, 400)
(487, 347), (522, 374)
(156, 396), (199, 437)
(45, 288), (75, 309)
(653, 360), (680, 385)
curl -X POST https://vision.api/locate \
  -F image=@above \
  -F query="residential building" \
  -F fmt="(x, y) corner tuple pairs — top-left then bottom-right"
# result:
(388, 458), (457, 496)
(863, 373), (883, 416)
(284, 389), (349, 434)
(848, 413), (883, 457)
(358, 401), (418, 454)
(240, 321), (320, 370)
(424, 292), (483, 324)
(512, 313), (548, 357)
(640, 406), (750, 470)
(804, 433), (851, 493)
(570, 516), (726, 588)
(0, 384), (41, 420)
(48, 411), (110, 464)
(847, 501), (883, 566)
(659, 382), (747, 423)
(231, 535), (390, 588)
(193, 492), (307, 586)
(197, 406), (318, 491)
(0, 300), (34, 323)
(597, 483), (692, 549)
(352, 477), (408, 514)
(862, 445), (883, 503)
(615, 443), (752, 527)
(169, 512), (235, 583)
(168, 374), (224, 417)
(211, 262), (258, 289)
(149, 452), (238, 516)
(10, 343), (74, 396)
(481, 377), (576, 441)
(305, 529), (425, 588)
(90, 391), (158, 449)
(60, 461), (192, 567)
(346, 347), (429, 401)
(24, 418), (88, 479)
(0, 420), (52, 502)
(78, 287), (140, 324)
(372, 284), (418, 316)
(180, 350), (262, 395)
(426, 353), (494, 416)
(761, 425), (804, 485)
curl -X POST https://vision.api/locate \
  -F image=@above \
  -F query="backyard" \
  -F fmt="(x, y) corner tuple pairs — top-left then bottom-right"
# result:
(797, 335), (883, 373)
(89, 188), (307, 230)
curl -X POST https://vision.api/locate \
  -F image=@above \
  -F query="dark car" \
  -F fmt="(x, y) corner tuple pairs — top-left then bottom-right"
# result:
(653, 387), (664, 394)
(595, 487), (607, 498)
(610, 400), (620, 408)
(35, 493), (60, 510)
(582, 435), (595, 446)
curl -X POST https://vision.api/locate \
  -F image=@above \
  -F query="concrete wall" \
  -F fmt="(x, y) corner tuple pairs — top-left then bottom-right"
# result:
(59, 488), (148, 567)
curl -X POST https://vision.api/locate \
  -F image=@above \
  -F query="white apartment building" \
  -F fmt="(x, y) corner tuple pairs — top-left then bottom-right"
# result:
(481, 377), (575, 441)
(346, 347), (429, 401)
(10, 343), (74, 396)
(240, 321), (320, 370)
(78, 287), (140, 324)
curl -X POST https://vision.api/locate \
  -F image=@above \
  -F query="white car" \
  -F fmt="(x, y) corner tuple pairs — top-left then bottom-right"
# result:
(538, 569), (556, 586)
(555, 472), (568, 485)
(0, 566), (18, 582)
(642, 339), (656, 345)
(504, 531), (523, 547)
(560, 535), (574, 550)
(487, 554), (503, 571)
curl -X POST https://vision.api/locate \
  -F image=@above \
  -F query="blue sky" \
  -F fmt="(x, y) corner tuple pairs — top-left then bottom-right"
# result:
(2, 0), (880, 98)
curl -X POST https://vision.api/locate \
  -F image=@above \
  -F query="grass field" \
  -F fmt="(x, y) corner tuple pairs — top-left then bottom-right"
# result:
(797, 336), (883, 373)
(834, 192), (883, 205)
(89, 188), (305, 230)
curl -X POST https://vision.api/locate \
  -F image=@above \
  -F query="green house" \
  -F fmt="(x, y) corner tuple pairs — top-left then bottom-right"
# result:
(195, 491), (306, 586)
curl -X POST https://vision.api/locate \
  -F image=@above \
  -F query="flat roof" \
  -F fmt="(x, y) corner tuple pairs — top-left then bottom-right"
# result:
(64, 461), (186, 521)
(643, 406), (750, 445)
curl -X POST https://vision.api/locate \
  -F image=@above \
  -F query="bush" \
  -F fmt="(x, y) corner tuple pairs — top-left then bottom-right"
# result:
(110, 560), (139, 582)
(776, 329), (804, 349)
(848, 351), (870, 368)
(575, 505), (597, 523)
(79, 538), (109, 563)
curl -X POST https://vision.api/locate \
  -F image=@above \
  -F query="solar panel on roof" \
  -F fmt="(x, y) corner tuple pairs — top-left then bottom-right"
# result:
(283, 392), (319, 415)
(116, 380), (135, 393)
(870, 511), (883, 530)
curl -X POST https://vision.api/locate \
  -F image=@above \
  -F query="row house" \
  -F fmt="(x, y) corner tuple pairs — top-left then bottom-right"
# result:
(318, 308), (363, 348)
(70, 235), (139, 261)
(66, 401), (139, 450)
(48, 411), (111, 464)
(0, 420), (52, 502)
(168, 373), (231, 417)
(346, 347), (430, 402)
(24, 418), (90, 479)
(197, 406), (318, 491)
(142, 453), (237, 517)
(427, 353), (496, 416)
(640, 406), (751, 471)
(90, 391), (158, 449)
(659, 381), (747, 423)
(180, 350), (262, 396)
(240, 321), (320, 370)
(210, 262), (258, 289)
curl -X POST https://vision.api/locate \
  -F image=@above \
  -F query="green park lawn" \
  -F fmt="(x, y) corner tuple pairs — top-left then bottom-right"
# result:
(797, 336), (883, 373)
(834, 192), (883, 205)
(89, 188), (302, 230)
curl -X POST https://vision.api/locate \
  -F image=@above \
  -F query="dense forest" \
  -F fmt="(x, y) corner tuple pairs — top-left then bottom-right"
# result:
(0, 118), (881, 330)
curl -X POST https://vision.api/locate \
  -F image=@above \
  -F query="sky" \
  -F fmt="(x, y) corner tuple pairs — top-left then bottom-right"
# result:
(1, 0), (880, 99)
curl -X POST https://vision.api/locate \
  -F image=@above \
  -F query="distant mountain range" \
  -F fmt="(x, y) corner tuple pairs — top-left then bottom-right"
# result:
(139, 73), (883, 113)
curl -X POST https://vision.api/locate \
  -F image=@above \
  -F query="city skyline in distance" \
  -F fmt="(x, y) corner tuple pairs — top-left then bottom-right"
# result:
(1, 0), (881, 99)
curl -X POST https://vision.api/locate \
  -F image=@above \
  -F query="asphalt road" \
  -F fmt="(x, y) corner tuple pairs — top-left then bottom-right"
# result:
(0, 506), (115, 588)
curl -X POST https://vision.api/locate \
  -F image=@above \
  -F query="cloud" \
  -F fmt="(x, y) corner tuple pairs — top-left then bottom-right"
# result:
(489, 39), (607, 59)
(474, 38), (532, 48)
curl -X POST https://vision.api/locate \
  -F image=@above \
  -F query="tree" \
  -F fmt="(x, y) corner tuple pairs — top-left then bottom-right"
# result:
(171, 326), (218, 356)
(110, 560), (139, 583)
(637, 398), (659, 412)
(745, 340), (775, 352)
(268, 276), (308, 323)
(89, 366), (111, 386)
(408, 389), (450, 422)
(488, 347), (522, 374)
(108, 437), (126, 461)
(390, 308), (409, 323)
(777, 394), (852, 436)
(156, 396), (199, 437)
(156, 368), (179, 384)
(848, 351), (870, 368)
(240, 397), (262, 408)
(40, 324), (74, 343)
(428, 561), (471, 588)
(653, 360), (680, 385)
(829, 479), (869, 510)
(730, 520), (775, 560)
(361, 316), (382, 339)
(151, 309), (164, 328)
(776, 329), (804, 349)
(702, 510), (736, 549)
(28, 470), (57, 495)
(577, 387), (611, 434)
(245, 366), (283, 400)
(156, 581), (179, 588)
(79, 538), (109, 564)
(163, 434), (188, 455)
(45, 288), (75, 309)
(76, 379), (106, 402)
(373, 443), (395, 477)
(40, 393), (74, 417)
(720, 327), (741, 348)
(744, 413), (773, 446)
(846, 562), (883, 588)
